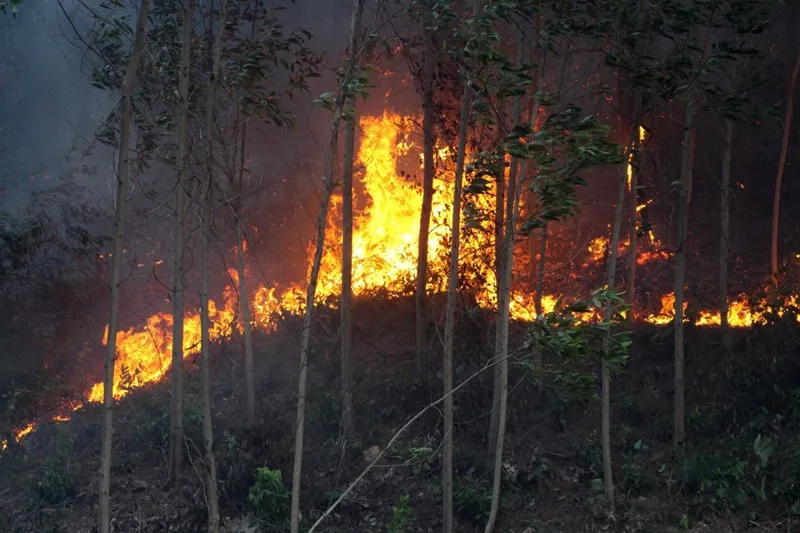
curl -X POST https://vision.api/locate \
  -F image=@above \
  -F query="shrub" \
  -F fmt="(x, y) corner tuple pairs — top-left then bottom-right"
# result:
(386, 495), (412, 533)
(33, 425), (77, 504)
(36, 463), (77, 504)
(247, 466), (290, 523)
(454, 475), (491, 525)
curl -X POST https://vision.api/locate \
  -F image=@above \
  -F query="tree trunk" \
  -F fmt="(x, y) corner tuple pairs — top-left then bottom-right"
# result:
(340, 103), (357, 439)
(99, 2), (150, 531)
(200, 2), (226, 529)
(415, 14), (435, 378)
(674, 103), (695, 445)
(487, 147), (510, 461)
(485, 172), (515, 533)
(168, 0), (193, 486)
(235, 11), (257, 426)
(771, 48), (800, 284)
(485, 68), (543, 533)
(602, 100), (641, 513)
(442, 80), (472, 533)
(488, 44), (522, 459)
(236, 214), (255, 426)
(626, 137), (638, 327)
(484, 169), (515, 533)
(534, 224), (547, 319)
(289, 2), (364, 531)
(719, 118), (732, 353)
(200, 155), (221, 533)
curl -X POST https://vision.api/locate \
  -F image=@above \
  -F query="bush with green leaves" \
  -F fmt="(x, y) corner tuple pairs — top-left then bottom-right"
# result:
(522, 289), (631, 430)
(680, 434), (774, 513)
(386, 495), (412, 533)
(35, 463), (77, 505)
(453, 474), (491, 525)
(33, 426), (77, 504)
(247, 466), (290, 523)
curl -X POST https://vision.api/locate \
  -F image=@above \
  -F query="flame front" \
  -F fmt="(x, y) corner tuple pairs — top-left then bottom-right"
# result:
(60, 113), (800, 404)
(5, 112), (796, 447)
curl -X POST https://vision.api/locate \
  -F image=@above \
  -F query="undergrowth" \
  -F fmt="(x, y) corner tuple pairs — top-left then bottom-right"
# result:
(3, 301), (800, 532)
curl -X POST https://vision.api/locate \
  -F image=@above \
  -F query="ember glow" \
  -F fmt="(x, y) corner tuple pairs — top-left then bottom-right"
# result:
(2, 113), (795, 448)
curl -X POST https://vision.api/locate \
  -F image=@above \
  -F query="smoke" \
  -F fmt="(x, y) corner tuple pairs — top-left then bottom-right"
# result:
(0, 0), (354, 211)
(0, 0), (114, 209)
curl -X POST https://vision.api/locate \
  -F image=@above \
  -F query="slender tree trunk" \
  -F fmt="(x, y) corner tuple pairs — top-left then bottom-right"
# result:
(168, 0), (193, 486)
(442, 80), (472, 533)
(771, 49), (800, 284)
(415, 16), (435, 378)
(602, 100), (641, 513)
(485, 69), (543, 533)
(487, 146), (510, 461)
(719, 118), (732, 352)
(488, 44), (522, 459)
(235, 12), (257, 426)
(99, 2), (150, 531)
(340, 103), (357, 439)
(485, 179), (515, 533)
(626, 138), (638, 327)
(200, 157), (221, 533)
(200, 2), (226, 530)
(674, 103), (695, 445)
(236, 214), (255, 426)
(290, 2), (364, 531)
(485, 168), (516, 532)
(534, 224), (547, 319)
(494, 120), (507, 277)
(442, 5), (483, 527)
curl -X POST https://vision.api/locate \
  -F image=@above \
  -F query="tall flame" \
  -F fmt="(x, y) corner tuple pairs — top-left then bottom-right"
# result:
(4, 113), (796, 448)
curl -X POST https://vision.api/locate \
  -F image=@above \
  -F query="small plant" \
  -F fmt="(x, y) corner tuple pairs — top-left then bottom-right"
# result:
(401, 444), (434, 476)
(454, 475), (491, 525)
(571, 438), (602, 476)
(33, 425), (76, 504)
(247, 466), (290, 523)
(679, 434), (775, 513)
(620, 461), (650, 495)
(587, 478), (610, 518)
(386, 495), (412, 533)
(36, 463), (77, 504)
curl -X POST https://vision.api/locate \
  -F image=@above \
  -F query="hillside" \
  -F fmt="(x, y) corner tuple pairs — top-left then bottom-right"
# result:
(2, 297), (799, 533)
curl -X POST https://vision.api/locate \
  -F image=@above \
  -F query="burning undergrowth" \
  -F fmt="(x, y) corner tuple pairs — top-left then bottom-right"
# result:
(2, 110), (798, 451)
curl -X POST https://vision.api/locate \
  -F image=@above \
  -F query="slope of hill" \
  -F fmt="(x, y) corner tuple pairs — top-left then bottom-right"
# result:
(2, 297), (799, 533)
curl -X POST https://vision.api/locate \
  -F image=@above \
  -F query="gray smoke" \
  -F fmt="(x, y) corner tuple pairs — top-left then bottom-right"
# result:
(0, 0), (113, 209)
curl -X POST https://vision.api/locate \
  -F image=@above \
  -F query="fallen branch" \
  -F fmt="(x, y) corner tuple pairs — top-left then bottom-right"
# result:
(306, 350), (520, 533)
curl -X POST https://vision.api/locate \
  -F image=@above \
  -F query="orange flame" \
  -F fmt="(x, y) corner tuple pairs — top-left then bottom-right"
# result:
(2, 113), (791, 450)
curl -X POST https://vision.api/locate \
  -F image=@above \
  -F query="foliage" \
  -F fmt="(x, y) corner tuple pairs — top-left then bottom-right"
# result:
(523, 288), (631, 370)
(517, 108), (621, 232)
(587, 477), (610, 518)
(386, 495), (412, 533)
(453, 474), (492, 525)
(33, 426), (77, 505)
(0, 0), (21, 16)
(247, 466), (290, 523)
(86, 0), (320, 176)
(679, 433), (775, 513)
(393, 441), (435, 477)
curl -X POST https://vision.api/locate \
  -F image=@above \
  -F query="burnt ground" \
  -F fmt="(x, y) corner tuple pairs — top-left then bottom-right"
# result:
(2, 296), (800, 533)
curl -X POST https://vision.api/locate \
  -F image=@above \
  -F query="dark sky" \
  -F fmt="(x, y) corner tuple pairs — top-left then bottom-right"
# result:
(0, 0), (113, 209)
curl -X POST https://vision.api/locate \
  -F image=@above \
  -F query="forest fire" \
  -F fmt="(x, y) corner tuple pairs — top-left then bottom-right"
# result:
(3, 112), (795, 449)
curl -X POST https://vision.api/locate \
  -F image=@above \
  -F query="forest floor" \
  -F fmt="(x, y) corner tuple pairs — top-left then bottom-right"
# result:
(1, 296), (800, 533)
